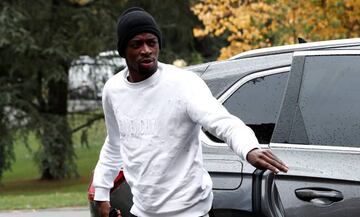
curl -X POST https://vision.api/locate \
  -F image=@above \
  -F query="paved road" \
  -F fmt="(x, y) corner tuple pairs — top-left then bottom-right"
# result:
(0, 207), (90, 217)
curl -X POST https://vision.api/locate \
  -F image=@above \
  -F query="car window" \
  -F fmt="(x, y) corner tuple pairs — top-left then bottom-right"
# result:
(289, 55), (360, 147)
(222, 72), (288, 144)
(201, 53), (293, 98)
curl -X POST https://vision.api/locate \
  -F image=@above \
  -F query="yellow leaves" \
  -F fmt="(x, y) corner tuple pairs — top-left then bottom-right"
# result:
(172, 59), (187, 67)
(192, 0), (360, 59)
(68, 0), (93, 6)
(214, 26), (226, 36)
(193, 27), (206, 38)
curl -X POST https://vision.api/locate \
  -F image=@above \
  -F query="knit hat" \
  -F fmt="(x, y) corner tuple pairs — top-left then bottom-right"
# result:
(117, 7), (162, 57)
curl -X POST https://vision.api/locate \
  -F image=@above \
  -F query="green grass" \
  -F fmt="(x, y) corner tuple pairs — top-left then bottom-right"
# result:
(0, 114), (106, 210)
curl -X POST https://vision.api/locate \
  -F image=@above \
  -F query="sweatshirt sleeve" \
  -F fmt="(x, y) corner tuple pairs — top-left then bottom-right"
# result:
(186, 74), (260, 161)
(93, 85), (123, 201)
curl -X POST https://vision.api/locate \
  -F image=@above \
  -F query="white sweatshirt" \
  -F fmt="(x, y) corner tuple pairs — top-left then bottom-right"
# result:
(93, 62), (259, 217)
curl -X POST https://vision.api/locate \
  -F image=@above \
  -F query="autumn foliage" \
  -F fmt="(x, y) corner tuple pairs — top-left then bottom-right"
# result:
(192, 0), (360, 59)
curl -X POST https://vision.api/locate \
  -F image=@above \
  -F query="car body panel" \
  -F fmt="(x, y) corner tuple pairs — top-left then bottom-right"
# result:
(263, 50), (360, 217)
(270, 145), (360, 217)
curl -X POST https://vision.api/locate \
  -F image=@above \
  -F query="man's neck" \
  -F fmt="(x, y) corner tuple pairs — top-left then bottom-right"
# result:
(127, 69), (157, 83)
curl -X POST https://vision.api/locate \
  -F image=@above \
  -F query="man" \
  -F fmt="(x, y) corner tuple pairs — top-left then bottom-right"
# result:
(93, 7), (288, 217)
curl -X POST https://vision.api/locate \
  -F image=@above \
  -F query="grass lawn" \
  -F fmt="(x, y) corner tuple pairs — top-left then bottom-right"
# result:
(0, 113), (106, 210)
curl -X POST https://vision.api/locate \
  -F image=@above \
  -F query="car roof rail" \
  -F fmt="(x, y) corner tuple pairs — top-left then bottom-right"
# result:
(229, 38), (360, 60)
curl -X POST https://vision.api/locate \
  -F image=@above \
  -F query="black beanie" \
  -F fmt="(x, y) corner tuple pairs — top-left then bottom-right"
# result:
(117, 7), (162, 57)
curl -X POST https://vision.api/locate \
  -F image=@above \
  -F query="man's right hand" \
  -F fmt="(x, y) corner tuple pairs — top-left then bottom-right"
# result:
(97, 201), (111, 217)
(247, 148), (288, 174)
(97, 201), (122, 217)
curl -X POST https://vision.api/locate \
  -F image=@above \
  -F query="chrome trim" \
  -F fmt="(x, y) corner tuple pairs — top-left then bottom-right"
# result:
(229, 38), (360, 60)
(270, 143), (360, 153)
(293, 49), (360, 56)
(218, 67), (290, 103)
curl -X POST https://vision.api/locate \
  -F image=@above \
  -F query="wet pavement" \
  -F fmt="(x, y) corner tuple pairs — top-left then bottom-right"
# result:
(0, 206), (89, 217)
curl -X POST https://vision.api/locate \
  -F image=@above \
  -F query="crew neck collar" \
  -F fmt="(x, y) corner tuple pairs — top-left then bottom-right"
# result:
(123, 64), (162, 88)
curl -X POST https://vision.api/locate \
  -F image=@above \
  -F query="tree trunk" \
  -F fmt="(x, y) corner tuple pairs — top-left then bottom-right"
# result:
(0, 109), (15, 180)
(39, 74), (77, 180)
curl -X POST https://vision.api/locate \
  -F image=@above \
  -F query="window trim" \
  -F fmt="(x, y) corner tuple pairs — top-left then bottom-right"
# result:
(293, 49), (360, 57)
(270, 143), (360, 153)
(202, 67), (291, 147)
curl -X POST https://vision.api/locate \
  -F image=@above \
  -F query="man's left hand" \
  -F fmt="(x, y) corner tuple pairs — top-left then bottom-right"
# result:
(247, 148), (288, 174)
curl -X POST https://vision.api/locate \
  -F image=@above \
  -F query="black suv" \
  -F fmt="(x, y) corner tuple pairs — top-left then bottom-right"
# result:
(89, 38), (360, 217)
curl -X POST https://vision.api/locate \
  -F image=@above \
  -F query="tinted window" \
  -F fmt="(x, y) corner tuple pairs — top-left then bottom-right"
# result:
(223, 72), (288, 144)
(289, 55), (360, 147)
(201, 54), (293, 98)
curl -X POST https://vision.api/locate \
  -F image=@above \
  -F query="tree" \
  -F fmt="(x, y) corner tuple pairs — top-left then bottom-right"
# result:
(0, 0), (125, 180)
(0, 106), (15, 180)
(0, 1), (29, 180)
(191, 0), (360, 59)
(0, 0), (204, 180)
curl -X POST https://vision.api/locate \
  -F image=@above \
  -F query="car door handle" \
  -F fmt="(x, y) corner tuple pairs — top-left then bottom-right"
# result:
(295, 188), (344, 206)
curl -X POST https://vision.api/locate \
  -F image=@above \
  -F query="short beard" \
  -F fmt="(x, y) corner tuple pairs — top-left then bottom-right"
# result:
(138, 62), (158, 76)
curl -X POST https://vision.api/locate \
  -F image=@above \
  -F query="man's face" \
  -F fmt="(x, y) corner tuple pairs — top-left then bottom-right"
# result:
(125, 32), (159, 77)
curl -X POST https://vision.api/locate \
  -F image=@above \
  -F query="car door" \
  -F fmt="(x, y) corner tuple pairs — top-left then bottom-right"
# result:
(200, 66), (290, 216)
(258, 50), (360, 217)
